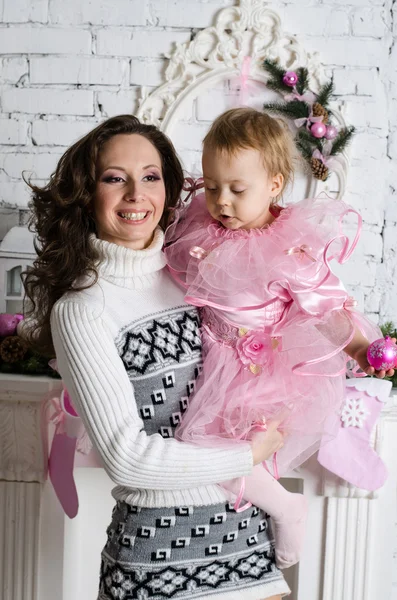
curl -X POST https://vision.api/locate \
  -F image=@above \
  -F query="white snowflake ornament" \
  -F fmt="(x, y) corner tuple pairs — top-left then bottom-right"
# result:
(340, 395), (370, 428)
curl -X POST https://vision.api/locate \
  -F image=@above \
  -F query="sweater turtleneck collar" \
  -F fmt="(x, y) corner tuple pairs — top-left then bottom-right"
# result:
(89, 228), (166, 289)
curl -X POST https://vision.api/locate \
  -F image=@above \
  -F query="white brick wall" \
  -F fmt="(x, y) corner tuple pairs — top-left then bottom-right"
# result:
(0, 0), (394, 323)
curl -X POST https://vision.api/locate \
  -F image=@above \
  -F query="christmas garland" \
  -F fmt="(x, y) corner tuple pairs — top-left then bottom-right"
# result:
(0, 313), (59, 378)
(262, 59), (355, 181)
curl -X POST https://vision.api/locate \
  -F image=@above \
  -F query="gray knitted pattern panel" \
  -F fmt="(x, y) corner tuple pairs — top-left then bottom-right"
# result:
(116, 306), (203, 439)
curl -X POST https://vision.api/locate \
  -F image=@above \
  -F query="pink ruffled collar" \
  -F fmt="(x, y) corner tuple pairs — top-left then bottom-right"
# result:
(207, 205), (292, 239)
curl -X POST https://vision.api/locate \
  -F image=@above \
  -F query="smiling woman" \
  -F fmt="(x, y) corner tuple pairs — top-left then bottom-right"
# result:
(95, 134), (166, 250)
(20, 115), (289, 600)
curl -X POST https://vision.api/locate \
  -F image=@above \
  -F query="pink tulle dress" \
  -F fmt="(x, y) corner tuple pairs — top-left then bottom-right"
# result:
(164, 192), (381, 475)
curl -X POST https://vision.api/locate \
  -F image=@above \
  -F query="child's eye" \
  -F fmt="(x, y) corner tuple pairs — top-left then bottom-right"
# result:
(206, 187), (217, 193)
(232, 189), (245, 195)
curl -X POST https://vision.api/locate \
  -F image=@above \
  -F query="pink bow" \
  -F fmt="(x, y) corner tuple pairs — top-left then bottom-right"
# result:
(48, 397), (66, 433)
(285, 90), (316, 105)
(344, 297), (358, 310)
(312, 148), (341, 172)
(294, 113), (323, 130)
(285, 244), (317, 262)
(182, 177), (205, 204)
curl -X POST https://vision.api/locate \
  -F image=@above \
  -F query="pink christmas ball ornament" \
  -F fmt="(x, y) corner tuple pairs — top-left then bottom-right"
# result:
(0, 313), (22, 337)
(325, 125), (338, 140)
(310, 122), (327, 139)
(282, 71), (298, 87)
(367, 336), (397, 371)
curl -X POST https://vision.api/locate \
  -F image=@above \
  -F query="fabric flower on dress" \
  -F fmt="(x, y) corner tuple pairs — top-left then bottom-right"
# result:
(236, 329), (275, 374)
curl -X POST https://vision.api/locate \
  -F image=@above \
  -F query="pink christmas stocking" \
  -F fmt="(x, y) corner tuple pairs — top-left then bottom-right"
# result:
(48, 389), (84, 518)
(317, 378), (391, 491)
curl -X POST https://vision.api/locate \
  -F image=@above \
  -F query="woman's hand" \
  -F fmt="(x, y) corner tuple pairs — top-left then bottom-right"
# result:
(250, 419), (285, 465)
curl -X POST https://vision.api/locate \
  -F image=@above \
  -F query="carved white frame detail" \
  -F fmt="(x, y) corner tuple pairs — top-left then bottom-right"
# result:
(137, 0), (349, 198)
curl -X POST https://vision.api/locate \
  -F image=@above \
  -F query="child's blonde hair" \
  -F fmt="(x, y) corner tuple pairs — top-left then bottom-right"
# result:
(203, 107), (294, 200)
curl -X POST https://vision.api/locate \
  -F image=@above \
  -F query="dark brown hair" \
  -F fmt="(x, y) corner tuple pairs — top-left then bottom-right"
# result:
(203, 108), (294, 200)
(23, 114), (184, 355)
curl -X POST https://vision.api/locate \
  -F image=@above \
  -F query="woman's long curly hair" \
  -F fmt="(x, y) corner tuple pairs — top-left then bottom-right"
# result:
(23, 114), (184, 355)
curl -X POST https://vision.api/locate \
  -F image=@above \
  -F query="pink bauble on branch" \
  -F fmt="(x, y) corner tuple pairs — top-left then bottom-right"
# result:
(367, 336), (397, 371)
(310, 122), (327, 138)
(325, 125), (338, 140)
(282, 71), (298, 87)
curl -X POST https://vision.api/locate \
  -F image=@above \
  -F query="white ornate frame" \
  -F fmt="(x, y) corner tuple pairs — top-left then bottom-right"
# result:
(137, 0), (349, 198)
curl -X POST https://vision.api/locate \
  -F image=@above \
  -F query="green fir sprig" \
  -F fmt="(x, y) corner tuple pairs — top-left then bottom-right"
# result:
(262, 100), (309, 120)
(329, 126), (355, 156)
(316, 79), (334, 108)
(262, 59), (355, 181)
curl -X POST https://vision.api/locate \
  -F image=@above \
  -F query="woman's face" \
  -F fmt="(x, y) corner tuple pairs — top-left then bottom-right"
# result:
(94, 133), (166, 250)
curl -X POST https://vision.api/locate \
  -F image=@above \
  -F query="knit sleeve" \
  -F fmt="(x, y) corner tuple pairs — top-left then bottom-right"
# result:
(51, 300), (253, 490)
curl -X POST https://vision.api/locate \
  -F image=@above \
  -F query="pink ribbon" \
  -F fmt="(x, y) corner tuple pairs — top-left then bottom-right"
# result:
(285, 244), (317, 262)
(312, 149), (341, 172)
(48, 397), (66, 434)
(182, 177), (204, 204)
(344, 297), (358, 310)
(237, 56), (252, 106)
(189, 246), (208, 260)
(285, 90), (316, 105)
(294, 113), (324, 130)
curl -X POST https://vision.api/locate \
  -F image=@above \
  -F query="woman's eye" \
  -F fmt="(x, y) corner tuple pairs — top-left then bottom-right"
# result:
(144, 174), (161, 182)
(104, 176), (125, 183)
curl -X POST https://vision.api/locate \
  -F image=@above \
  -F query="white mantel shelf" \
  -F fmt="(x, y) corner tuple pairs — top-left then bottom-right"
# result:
(0, 373), (396, 600)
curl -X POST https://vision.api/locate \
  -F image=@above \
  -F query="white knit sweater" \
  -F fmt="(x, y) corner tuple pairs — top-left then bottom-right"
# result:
(51, 229), (253, 508)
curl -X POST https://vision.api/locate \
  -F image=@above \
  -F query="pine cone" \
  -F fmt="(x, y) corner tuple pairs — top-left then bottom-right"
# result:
(310, 157), (329, 181)
(0, 336), (28, 363)
(312, 102), (328, 124)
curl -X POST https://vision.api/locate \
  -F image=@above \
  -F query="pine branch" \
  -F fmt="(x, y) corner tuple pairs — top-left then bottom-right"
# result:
(380, 322), (397, 338)
(263, 58), (285, 80)
(316, 78), (334, 107)
(267, 79), (295, 94)
(263, 100), (309, 119)
(296, 128), (314, 144)
(263, 59), (296, 94)
(329, 126), (355, 156)
(296, 140), (313, 161)
(295, 67), (309, 96)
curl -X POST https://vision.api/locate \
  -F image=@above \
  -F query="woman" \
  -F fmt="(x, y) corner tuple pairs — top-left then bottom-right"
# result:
(24, 115), (290, 599)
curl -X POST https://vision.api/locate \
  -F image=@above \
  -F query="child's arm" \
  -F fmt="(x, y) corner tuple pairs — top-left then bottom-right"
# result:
(344, 328), (395, 378)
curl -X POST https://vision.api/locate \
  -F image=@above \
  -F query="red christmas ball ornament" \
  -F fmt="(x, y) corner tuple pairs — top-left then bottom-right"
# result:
(310, 122), (327, 138)
(283, 71), (298, 87)
(325, 125), (338, 140)
(367, 336), (397, 371)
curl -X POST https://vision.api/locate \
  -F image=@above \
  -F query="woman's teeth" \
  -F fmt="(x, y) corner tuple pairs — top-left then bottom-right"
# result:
(119, 212), (148, 221)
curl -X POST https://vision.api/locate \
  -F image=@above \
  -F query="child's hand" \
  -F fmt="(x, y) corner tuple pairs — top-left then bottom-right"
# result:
(251, 418), (285, 465)
(354, 339), (396, 379)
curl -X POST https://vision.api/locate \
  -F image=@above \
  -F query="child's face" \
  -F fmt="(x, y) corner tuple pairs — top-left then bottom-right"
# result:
(94, 134), (166, 250)
(202, 146), (283, 230)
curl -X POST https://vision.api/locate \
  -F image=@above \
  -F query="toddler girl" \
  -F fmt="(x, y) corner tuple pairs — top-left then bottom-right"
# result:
(165, 108), (391, 568)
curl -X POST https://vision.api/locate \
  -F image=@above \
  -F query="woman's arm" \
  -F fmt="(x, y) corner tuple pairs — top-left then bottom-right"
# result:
(51, 299), (255, 490)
